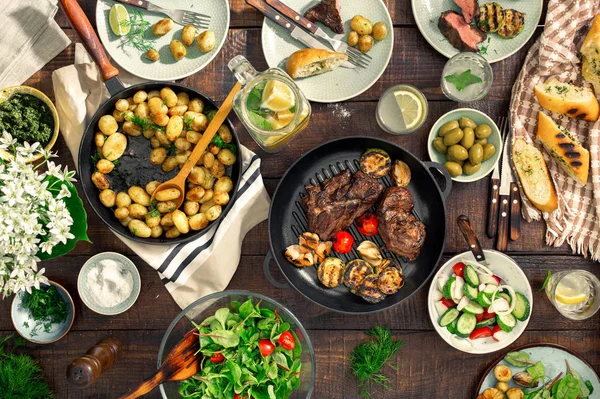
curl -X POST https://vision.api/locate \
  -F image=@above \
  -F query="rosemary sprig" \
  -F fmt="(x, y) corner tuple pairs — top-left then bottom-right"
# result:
(119, 10), (155, 53)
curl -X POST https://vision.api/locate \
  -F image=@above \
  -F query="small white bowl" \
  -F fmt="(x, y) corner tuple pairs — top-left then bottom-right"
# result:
(427, 108), (502, 183)
(78, 252), (141, 316)
(427, 250), (533, 354)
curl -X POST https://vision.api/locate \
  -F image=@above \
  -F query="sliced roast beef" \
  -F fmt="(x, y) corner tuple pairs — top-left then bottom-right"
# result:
(453, 0), (479, 23)
(376, 187), (426, 261)
(302, 169), (383, 240)
(304, 0), (344, 34)
(439, 10), (487, 52)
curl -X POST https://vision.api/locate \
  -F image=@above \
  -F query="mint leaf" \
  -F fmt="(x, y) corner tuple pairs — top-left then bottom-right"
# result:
(540, 270), (552, 291)
(247, 81), (267, 112)
(248, 110), (273, 130)
(444, 69), (483, 92)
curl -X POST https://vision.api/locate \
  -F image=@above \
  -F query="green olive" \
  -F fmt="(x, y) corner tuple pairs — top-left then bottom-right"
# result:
(433, 137), (447, 153)
(475, 138), (488, 146)
(446, 154), (465, 166)
(448, 144), (469, 161)
(459, 116), (477, 129)
(482, 143), (496, 161)
(468, 143), (484, 165)
(443, 128), (464, 146)
(444, 161), (463, 177)
(463, 161), (482, 175)
(460, 127), (475, 149)
(475, 124), (492, 139)
(439, 120), (459, 137)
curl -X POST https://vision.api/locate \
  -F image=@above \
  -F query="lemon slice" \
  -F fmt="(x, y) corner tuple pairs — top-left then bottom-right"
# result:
(555, 283), (588, 305)
(261, 80), (296, 112)
(394, 90), (423, 129)
(109, 4), (130, 36)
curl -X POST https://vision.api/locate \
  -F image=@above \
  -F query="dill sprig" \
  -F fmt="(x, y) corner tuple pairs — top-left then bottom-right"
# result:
(350, 325), (403, 399)
(129, 114), (165, 131)
(21, 285), (68, 337)
(119, 10), (155, 53)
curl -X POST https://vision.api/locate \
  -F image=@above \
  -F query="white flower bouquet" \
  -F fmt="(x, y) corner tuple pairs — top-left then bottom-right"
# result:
(0, 132), (89, 297)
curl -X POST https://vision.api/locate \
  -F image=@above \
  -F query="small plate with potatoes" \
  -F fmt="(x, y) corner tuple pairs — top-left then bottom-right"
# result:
(427, 108), (502, 183)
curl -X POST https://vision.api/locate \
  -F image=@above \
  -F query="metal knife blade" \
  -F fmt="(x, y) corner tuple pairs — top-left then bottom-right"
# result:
(499, 129), (513, 196)
(290, 27), (355, 69)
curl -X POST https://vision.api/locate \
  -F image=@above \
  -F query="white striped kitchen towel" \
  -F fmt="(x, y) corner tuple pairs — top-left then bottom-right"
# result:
(53, 44), (270, 309)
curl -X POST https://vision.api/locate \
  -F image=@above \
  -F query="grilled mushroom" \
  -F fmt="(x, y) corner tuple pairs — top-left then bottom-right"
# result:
(357, 241), (383, 266)
(391, 160), (411, 187)
(314, 241), (333, 263)
(285, 245), (315, 267)
(299, 232), (320, 253)
(513, 372), (535, 388)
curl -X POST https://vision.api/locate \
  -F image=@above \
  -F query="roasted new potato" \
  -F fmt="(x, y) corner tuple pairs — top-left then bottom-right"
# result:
(96, 159), (115, 174)
(181, 25), (197, 46)
(197, 30), (216, 52)
(128, 219), (152, 238)
(170, 40), (187, 60)
(92, 172), (110, 190)
(152, 18), (174, 36)
(102, 133), (127, 161)
(128, 186), (151, 206)
(358, 34), (374, 54)
(146, 49), (160, 62)
(99, 189), (116, 208)
(372, 22), (388, 41)
(155, 188), (181, 202)
(350, 15), (373, 35)
(116, 192), (131, 208)
(348, 31), (359, 46)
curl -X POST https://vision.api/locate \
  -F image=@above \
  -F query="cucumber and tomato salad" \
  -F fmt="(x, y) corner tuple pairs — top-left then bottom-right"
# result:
(433, 261), (530, 342)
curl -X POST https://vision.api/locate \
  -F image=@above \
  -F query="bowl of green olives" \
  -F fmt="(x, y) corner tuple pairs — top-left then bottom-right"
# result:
(427, 108), (502, 183)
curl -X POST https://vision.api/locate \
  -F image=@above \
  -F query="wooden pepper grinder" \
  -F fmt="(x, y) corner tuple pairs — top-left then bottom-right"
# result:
(67, 337), (122, 388)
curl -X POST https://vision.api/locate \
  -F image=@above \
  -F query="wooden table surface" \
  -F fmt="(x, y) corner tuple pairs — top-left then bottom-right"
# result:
(1, 1), (599, 398)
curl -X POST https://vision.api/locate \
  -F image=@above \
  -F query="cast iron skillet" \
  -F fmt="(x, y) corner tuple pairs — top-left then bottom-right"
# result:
(61, 0), (242, 245)
(264, 137), (452, 314)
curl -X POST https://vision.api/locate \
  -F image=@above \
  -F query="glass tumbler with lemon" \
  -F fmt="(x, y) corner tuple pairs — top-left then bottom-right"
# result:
(228, 55), (311, 153)
(376, 84), (428, 135)
(545, 270), (600, 320)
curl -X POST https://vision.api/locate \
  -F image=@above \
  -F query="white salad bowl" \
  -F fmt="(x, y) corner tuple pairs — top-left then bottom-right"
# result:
(427, 250), (533, 354)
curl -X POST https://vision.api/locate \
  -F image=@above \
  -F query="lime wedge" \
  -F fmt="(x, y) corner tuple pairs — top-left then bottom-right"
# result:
(394, 90), (423, 129)
(109, 4), (130, 36)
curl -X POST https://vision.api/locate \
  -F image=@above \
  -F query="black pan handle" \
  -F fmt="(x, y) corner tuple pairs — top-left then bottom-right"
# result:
(457, 215), (487, 263)
(424, 161), (452, 200)
(263, 251), (291, 290)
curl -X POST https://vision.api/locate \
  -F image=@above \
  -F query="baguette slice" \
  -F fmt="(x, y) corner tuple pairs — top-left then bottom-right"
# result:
(512, 138), (558, 213)
(286, 48), (348, 79)
(580, 14), (600, 95)
(534, 78), (600, 121)
(536, 111), (590, 185)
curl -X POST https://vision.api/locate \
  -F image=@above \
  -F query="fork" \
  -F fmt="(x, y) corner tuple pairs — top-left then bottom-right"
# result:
(115, 0), (210, 29)
(485, 116), (508, 239)
(264, 0), (371, 67)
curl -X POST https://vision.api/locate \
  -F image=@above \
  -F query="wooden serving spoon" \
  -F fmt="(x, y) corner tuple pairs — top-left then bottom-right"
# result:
(151, 82), (242, 208)
(119, 329), (200, 399)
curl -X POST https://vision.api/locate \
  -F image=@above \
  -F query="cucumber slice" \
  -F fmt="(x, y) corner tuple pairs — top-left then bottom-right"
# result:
(447, 319), (458, 334)
(464, 264), (480, 287)
(512, 292), (530, 321)
(439, 307), (460, 327)
(464, 283), (478, 300)
(477, 291), (492, 307)
(483, 284), (498, 295)
(463, 300), (484, 315)
(498, 292), (512, 304)
(443, 277), (456, 300)
(497, 313), (517, 332)
(455, 313), (477, 338)
(475, 317), (496, 328)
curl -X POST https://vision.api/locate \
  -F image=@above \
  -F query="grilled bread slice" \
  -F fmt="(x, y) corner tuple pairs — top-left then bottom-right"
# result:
(581, 14), (600, 95)
(286, 48), (348, 79)
(512, 138), (558, 213)
(536, 112), (590, 185)
(534, 78), (600, 121)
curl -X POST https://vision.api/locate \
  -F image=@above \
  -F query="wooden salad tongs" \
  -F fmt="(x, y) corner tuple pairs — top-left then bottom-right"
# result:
(119, 329), (200, 399)
(151, 82), (242, 208)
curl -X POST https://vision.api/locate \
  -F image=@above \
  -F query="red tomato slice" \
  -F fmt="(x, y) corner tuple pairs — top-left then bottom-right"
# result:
(452, 262), (466, 278)
(210, 353), (225, 363)
(476, 313), (484, 322)
(482, 308), (496, 319)
(469, 327), (493, 340)
(440, 298), (456, 308)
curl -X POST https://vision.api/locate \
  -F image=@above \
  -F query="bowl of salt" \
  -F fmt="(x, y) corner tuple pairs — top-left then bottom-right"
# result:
(78, 252), (141, 316)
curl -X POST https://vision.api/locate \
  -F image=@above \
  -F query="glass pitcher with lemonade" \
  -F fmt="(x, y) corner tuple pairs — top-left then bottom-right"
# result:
(228, 55), (311, 153)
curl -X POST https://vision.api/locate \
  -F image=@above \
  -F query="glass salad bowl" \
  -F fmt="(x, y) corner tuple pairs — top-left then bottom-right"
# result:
(158, 290), (316, 398)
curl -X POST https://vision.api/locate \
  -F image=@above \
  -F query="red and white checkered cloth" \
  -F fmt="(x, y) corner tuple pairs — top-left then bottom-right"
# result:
(509, 0), (600, 260)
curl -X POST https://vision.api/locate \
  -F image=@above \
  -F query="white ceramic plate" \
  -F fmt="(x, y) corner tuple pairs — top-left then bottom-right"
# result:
(412, 0), (543, 63)
(96, 0), (230, 81)
(427, 250), (533, 354)
(261, 0), (393, 103)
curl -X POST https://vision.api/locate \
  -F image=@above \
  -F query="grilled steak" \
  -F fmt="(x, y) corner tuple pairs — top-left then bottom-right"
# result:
(304, 0), (344, 34)
(453, 0), (479, 23)
(376, 187), (426, 261)
(439, 10), (487, 52)
(302, 169), (383, 240)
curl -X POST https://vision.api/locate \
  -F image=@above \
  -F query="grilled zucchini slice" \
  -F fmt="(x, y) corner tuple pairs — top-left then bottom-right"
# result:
(478, 2), (504, 33)
(359, 274), (387, 303)
(497, 9), (524, 38)
(343, 259), (373, 293)
(378, 267), (404, 295)
(317, 257), (344, 288)
(359, 148), (391, 178)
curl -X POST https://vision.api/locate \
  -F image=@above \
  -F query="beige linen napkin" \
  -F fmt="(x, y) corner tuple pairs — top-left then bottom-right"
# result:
(0, 0), (71, 87)
(52, 44), (271, 308)
(510, 0), (600, 260)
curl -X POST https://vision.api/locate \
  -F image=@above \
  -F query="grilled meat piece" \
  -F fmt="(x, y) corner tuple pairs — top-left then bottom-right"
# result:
(376, 187), (426, 261)
(453, 0), (480, 23)
(304, 0), (344, 34)
(302, 169), (384, 240)
(439, 10), (487, 52)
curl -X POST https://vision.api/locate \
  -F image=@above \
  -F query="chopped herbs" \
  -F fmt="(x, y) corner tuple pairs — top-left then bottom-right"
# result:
(211, 134), (237, 154)
(0, 93), (54, 148)
(555, 85), (570, 95)
(184, 116), (194, 130)
(444, 69), (483, 91)
(478, 37), (492, 55)
(129, 114), (165, 131)
(118, 10), (156, 53)
(21, 285), (68, 337)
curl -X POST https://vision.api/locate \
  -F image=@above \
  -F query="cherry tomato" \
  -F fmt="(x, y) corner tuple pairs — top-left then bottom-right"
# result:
(452, 262), (466, 278)
(356, 212), (379, 236)
(210, 353), (225, 363)
(469, 326), (493, 340)
(333, 231), (354, 254)
(259, 339), (275, 357)
(475, 313), (484, 323)
(482, 308), (496, 319)
(440, 298), (456, 308)
(234, 395), (248, 399)
(277, 331), (296, 351)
